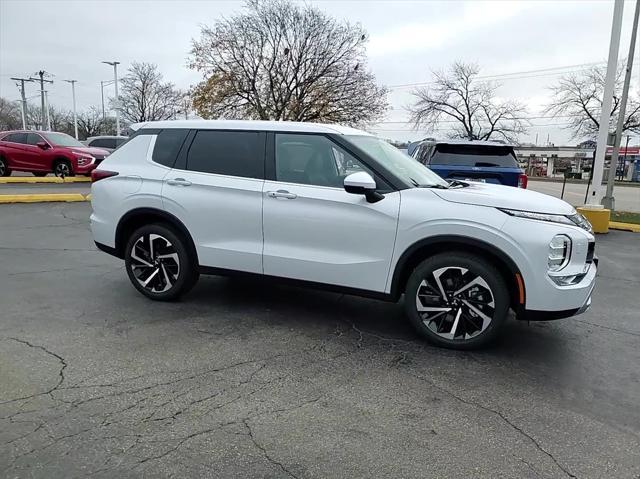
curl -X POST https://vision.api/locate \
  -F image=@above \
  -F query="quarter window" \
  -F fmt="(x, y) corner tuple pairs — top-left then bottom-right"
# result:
(186, 130), (262, 179)
(152, 129), (189, 167)
(275, 133), (371, 188)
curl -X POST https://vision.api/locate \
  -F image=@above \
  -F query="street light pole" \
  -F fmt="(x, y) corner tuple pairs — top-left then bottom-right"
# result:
(64, 80), (79, 139)
(100, 81), (106, 121)
(102, 61), (121, 136)
(587, 0), (624, 206)
(602, 0), (640, 210)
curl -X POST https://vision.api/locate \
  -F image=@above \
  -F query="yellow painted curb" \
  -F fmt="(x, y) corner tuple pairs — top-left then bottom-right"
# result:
(0, 176), (91, 184)
(609, 221), (640, 233)
(0, 193), (90, 204)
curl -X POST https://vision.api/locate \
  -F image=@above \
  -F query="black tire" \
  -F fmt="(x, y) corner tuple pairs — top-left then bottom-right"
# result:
(0, 157), (11, 177)
(32, 172), (48, 177)
(53, 160), (74, 178)
(125, 223), (199, 301)
(404, 252), (509, 350)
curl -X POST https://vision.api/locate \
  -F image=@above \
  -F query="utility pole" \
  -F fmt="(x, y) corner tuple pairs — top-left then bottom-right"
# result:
(603, 0), (639, 210)
(10, 77), (33, 129)
(588, 0), (624, 206)
(43, 91), (51, 130)
(64, 80), (79, 139)
(102, 61), (120, 135)
(29, 70), (53, 131)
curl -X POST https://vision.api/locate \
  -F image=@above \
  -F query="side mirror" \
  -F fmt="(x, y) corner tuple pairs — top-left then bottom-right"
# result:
(344, 171), (384, 203)
(36, 141), (49, 150)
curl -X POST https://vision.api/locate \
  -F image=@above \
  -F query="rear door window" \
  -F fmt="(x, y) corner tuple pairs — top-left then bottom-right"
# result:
(3, 133), (27, 144)
(186, 130), (263, 179)
(430, 144), (518, 168)
(152, 129), (189, 167)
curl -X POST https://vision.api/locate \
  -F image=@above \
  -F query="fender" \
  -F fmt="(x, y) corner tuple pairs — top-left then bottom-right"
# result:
(389, 234), (524, 304)
(114, 207), (198, 262)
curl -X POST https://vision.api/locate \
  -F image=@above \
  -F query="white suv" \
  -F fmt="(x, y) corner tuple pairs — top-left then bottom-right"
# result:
(90, 120), (597, 349)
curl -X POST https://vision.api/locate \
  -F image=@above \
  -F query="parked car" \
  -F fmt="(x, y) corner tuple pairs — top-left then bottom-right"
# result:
(90, 120), (595, 349)
(0, 130), (110, 177)
(412, 140), (528, 188)
(84, 135), (128, 153)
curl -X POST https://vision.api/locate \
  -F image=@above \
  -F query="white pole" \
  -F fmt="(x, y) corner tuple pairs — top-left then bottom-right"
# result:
(588, 0), (625, 206)
(65, 80), (79, 139)
(113, 64), (120, 136)
(102, 61), (121, 135)
(603, 0), (640, 210)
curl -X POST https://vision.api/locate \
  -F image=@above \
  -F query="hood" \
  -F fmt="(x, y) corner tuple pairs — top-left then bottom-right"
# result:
(432, 181), (576, 215)
(69, 146), (110, 158)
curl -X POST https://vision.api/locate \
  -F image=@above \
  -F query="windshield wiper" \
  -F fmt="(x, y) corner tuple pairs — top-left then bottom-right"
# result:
(417, 184), (449, 189)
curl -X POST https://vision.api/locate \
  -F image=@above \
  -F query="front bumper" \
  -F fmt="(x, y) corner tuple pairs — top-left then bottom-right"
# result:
(518, 259), (596, 321)
(75, 162), (98, 175)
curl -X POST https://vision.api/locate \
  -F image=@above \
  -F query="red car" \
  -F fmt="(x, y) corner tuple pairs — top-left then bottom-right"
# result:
(0, 130), (110, 177)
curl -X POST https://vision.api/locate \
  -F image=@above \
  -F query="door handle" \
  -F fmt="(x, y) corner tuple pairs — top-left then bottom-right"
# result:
(167, 178), (192, 186)
(267, 190), (297, 199)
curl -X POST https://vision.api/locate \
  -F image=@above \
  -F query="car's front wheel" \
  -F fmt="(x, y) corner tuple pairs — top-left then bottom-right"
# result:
(125, 224), (199, 301)
(53, 160), (74, 178)
(404, 252), (509, 349)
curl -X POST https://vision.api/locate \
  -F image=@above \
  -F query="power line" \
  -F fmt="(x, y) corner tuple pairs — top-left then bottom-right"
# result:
(385, 58), (638, 90)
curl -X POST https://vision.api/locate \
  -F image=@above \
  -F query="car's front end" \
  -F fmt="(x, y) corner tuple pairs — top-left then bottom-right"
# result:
(429, 182), (596, 320)
(68, 147), (110, 174)
(500, 208), (596, 319)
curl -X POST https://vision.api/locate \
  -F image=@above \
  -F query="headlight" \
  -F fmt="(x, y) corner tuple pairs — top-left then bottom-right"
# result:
(500, 208), (592, 233)
(548, 235), (571, 271)
(567, 213), (593, 233)
(77, 156), (94, 166)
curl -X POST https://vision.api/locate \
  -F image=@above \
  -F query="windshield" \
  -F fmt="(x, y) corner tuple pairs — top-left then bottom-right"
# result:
(43, 132), (85, 147)
(431, 144), (519, 168)
(347, 136), (449, 188)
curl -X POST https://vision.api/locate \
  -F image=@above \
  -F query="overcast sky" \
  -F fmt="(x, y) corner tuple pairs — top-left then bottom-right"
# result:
(1, 0), (639, 145)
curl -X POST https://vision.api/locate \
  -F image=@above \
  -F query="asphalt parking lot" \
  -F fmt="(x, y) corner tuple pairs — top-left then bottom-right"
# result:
(1, 203), (639, 479)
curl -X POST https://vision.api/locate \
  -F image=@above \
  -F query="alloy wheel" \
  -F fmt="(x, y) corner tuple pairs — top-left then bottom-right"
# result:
(129, 233), (180, 293)
(415, 266), (495, 340)
(54, 163), (71, 178)
(0, 159), (5, 176)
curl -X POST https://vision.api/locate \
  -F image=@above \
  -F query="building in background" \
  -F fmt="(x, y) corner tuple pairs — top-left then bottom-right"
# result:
(514, 144), (638, 182)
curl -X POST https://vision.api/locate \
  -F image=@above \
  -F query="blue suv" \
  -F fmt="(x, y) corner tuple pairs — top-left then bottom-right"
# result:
(411, 140), (528, 188)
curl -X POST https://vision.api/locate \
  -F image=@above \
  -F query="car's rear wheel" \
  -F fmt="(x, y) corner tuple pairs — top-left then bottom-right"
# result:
(53, 160), (74, 178)
(32, 172), (48, 177)
(0, 157), (11, 177)
(125, 224), (199, 301)
(404, 252), (509, 349)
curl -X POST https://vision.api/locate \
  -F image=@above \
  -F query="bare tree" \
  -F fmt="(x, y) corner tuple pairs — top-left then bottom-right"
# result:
(0, 97), (22, 130)
(544, 64), (640, 139)
(26, 103), (73, 134)
(188, 0), (387, 125)
(118, 62), (185, 123)
(77, 107), (107, 139)
(408, 62), (528, 142)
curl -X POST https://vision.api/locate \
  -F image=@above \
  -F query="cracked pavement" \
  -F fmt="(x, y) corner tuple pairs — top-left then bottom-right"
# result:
(0, 203), (639, 478)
